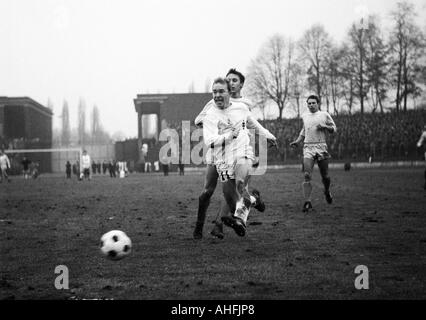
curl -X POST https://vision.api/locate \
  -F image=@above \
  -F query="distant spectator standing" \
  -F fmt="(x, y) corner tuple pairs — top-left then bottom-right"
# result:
(81, 150), (91, 180)
(31, 162), (39, 179)
(0, 150), (11, 183)
(108, 160), (116, 178)
(141, 143), (148, 172)
(92, 160), (97, 175)
(114, 160), (119, 177)
(161, 154), (169, 176)
(21, 156), (31, 179)
(72, 161), (78, 178)
(154, 160), (160, 172)
(102, 160), (108, 174)
(66, 161), (72, 179)
(178, 155), (185, 176)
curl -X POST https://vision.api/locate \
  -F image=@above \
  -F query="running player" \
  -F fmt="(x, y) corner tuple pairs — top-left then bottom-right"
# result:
(203, 77), (275, 237)
(416, 124), (426, 189)
(290, 95), (337, 212)
(193, 69), (275, 239)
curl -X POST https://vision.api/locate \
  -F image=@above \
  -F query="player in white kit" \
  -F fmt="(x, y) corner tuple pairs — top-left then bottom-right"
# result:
(290, 95), (337, 212)
(80, 150), (92, 181)
(416, 124), (426, 190)
(0, 150), (11, 183)
(203, 77), (276, 236)
(193, 69), (273, 239)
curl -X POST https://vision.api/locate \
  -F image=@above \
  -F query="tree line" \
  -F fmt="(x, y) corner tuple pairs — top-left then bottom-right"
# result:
(246, 1), (426, 119)
(55, 98), (112, 146)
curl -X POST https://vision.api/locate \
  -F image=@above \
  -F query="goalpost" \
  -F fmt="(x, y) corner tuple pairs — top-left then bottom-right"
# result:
(4, 148), (83, 174)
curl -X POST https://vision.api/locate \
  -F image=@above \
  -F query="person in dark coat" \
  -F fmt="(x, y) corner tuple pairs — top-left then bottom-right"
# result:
(66, 161), (72, 178)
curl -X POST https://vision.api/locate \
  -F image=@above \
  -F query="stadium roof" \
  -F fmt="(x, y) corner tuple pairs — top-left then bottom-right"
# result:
(134, 93), (211, 122)
(0, 97), (53, 117)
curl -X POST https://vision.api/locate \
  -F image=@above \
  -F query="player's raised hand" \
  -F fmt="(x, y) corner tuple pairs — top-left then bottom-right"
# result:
(317, 123), (328, 130)
(268, 138), (278, 150)
(231, 126), (241, 139)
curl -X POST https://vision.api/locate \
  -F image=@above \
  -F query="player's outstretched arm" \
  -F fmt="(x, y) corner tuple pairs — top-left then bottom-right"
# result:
(417, 132), (426, 147)
(246, 114), (276, 140)
(290, 127), (305, 148)
(194, 99), (214, 127)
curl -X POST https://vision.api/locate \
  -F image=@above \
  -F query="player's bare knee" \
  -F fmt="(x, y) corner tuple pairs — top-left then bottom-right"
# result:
(304, 172), (312, 182)
(200, 188), (214, 201)
(236, 179), (245, 194)
(322, 176), (330, 182)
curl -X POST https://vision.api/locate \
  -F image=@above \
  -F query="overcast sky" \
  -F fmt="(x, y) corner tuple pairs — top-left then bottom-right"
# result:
(1, 0), (425, 138)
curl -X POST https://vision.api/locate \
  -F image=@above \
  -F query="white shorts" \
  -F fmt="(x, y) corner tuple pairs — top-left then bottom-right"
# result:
(215, 156), (255, 182)
(205, 147), (215, 165)
(303, 143), (331, 161)
(216, 161), (234, 182)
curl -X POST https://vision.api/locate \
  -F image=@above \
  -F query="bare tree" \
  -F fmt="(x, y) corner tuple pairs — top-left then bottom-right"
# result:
(246, 34), (296, 119)
(389, 1), (426, 111)
(46, 98), (54, 111)
(289, 62), (305, 119)
(90, 105), (111, 145)
(339, 44), (357, 114)
(245, 80), (269, 120)
(364, 16), (389, 113)
(324, 45), (347, 116)
(91, 105), (101, 144)
(61, 100), (71, 146)
(78, 98), (86, 146)
(299, 24), (332, 103)
(347, 21), (370, 114)
(204, 78), (211, 93)
(188, 81), (195, 93)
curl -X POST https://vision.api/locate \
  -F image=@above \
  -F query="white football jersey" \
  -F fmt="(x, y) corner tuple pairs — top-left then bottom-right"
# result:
(81, 154), (91, 169)
(0, 154), (11, 169)
(203, 101), (275, 165)
(195, 97), (254, 127)
(300, 110), (337, 144)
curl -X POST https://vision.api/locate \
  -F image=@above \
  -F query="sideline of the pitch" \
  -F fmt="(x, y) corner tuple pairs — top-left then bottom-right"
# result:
(15, 161), (423, 179)
(185, 160), (425, 172)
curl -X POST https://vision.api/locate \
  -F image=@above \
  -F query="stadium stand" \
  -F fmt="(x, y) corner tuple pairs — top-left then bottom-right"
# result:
(164, 109), (426, 165)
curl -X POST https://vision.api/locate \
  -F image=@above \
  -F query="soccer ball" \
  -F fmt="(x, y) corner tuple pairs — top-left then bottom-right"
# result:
(100, 230), (132, 260)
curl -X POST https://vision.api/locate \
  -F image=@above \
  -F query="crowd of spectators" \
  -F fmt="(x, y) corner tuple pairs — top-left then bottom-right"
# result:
(260, 109), (426, 163)
(163, 109), (426, 164)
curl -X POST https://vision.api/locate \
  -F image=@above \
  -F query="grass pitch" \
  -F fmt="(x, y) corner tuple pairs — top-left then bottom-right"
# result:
(1, 167), (425, 299)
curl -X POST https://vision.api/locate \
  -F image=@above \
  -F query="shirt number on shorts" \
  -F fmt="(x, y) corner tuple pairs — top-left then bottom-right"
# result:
(220, 170), (231, 182)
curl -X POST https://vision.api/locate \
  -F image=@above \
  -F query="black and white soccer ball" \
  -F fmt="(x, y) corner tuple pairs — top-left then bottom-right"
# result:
(100, 230), (132, 260)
